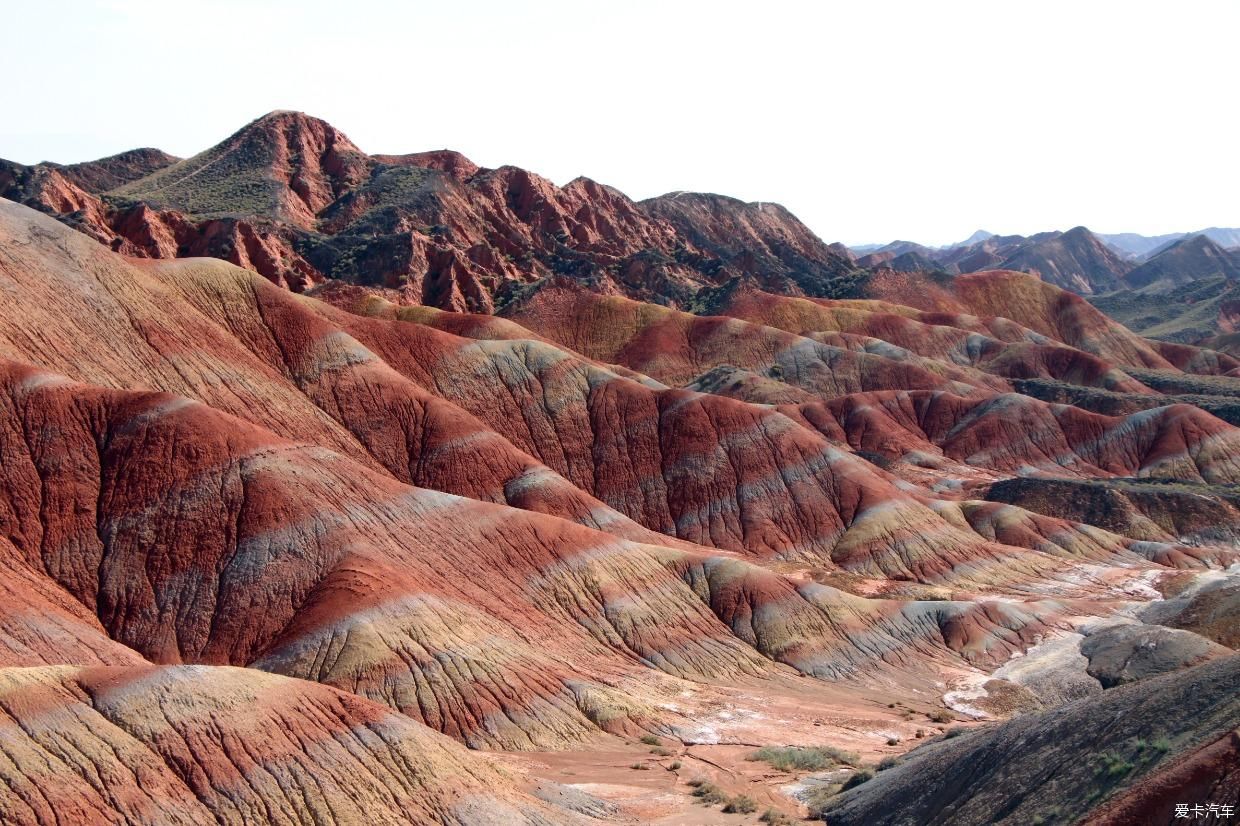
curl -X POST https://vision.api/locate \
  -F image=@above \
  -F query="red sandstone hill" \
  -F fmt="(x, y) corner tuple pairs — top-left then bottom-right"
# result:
(2, 117), (1239, 823)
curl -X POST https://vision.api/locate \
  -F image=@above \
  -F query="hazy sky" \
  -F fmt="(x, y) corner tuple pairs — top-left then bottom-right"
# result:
(3, 0), (1237, 245)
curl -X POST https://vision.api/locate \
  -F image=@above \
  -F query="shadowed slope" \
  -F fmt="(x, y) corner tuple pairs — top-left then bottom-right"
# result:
(815, 654), (1240, 826)
(987, 226), (1131, 295)
(1124, 234), (1240, 291)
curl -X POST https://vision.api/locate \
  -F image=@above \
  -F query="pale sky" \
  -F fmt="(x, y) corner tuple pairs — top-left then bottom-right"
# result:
(2, 0), (1237, 246)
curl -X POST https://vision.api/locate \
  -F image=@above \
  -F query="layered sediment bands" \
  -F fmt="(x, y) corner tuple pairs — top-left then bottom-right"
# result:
(0, 200), (379, 467)
(0, 362), (783, 745)
(952, 500), (1237, 570)
(158, 259), (662, 539)
(497, 279), (1005, 395)
(705, 283), (1159, 390)
(4, 114), (1240, 824)
(784, 390), (1240, 484)
(289, 288), (1220, 580)
(0, 202), (661, 538)
(861, 267), (1238, 376)
(0, 203), (1115, 585)
(0, 665), (579, 826)
(0, 359), (1081, 750)
(1149, 339), (1240, 375)
(952, 271), (1182, 370)
(232, 276), (1000, 567)
(298, 315), (1047, 575)
(258, 266), (1240, 579)
(674, 555), (1060, 676)
(5, 204), (1235, 584)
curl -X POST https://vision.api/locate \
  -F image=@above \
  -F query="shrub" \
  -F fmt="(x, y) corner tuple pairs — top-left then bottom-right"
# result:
(630, 762), (648, 770)
(748, 745), (860, 772)
(1032, 806), (1063, 826)
(651, 747), (671, 756)
(723, 794), (758, 814)
(877, 755), (901, 771)
(927, 709), (956, 724)
(639, 734), (661, 746)
(840, 769), (874, 792)
(804, 782), (842, 817)
(668, 760), (682, 771)
(856, 450), (894, 470)
(1152, 737), (1172, 753)
(760, 808), (794, 825)
(1095, 752), (1134, 780)
(944, 726), (969, 739)
(690, 781), (728, 805)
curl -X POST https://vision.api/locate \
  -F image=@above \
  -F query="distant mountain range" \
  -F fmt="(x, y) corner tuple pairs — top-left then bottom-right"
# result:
(854, 227), (1240, 262)
(1091, 236), (1240, 345)
(1102, 228), (1240, 259)
(847, 226), (1240, 297)
(850, 227), (1132, 294)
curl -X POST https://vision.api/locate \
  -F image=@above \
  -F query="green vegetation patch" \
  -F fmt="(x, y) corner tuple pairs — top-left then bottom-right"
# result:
(748, 745), (860, 772)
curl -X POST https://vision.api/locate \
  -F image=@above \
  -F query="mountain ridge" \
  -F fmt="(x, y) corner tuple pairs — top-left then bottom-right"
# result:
(6, 111), (1239, 309)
